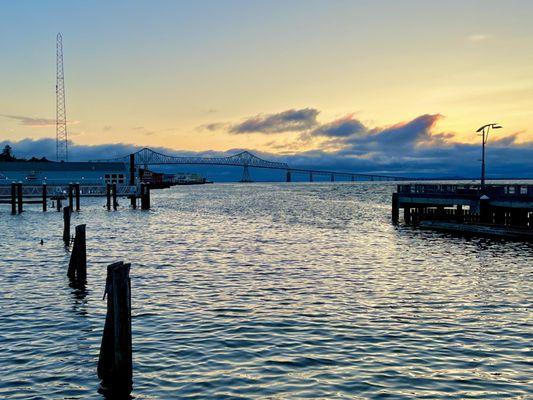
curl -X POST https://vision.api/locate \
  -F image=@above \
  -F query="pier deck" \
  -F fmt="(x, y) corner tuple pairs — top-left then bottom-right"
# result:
(392, 184), (533, 238)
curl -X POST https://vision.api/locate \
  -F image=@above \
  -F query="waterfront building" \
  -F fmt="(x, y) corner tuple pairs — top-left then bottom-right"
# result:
(0, 161), (129, 186)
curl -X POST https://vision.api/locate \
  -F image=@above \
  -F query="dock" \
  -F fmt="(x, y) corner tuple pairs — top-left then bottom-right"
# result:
(392, 184), (533, 240)
(0, 183), (151, 213)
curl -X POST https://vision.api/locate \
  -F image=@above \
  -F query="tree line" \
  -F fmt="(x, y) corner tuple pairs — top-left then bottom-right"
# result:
(0, 145), (50, 162)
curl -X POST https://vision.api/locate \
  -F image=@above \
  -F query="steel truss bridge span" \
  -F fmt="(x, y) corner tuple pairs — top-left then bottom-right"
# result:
(97, 147), (405, 182)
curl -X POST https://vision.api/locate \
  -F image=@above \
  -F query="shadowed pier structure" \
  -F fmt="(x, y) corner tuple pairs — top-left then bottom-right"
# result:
(392, 184), (533, 240)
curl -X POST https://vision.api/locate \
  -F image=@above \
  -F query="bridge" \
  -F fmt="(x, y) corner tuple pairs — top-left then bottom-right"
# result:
(96, 148), (407, 182)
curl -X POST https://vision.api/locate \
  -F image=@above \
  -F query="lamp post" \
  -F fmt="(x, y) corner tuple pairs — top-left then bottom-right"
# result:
(476, 123), (502, 188)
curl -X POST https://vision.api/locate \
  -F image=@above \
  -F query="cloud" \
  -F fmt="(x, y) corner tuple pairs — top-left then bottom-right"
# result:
(198, 122), (231, 132)
(229, 108), (319, 134)
(468, 34), (492, 42)
(103, 125), (112, 131)
(2, 110), (532, 179)
(1, 114), (56, 127)
(310, 114), (366, 137)
(1, 114), (78, 127)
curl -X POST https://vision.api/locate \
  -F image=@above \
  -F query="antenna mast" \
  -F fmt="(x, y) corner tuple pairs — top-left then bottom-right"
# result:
(56, 33), (68, 162)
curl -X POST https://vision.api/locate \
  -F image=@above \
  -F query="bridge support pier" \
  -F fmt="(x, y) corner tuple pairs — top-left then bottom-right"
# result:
(351, 175), (355, 182)
(240, 165), (252, 183)
(309, 172), (313, 182)
(286, 170), (292, 183)
(330, 174), (335, 182)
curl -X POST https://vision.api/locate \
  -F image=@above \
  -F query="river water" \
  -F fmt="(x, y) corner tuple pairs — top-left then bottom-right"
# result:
(0, 183), (531, 399)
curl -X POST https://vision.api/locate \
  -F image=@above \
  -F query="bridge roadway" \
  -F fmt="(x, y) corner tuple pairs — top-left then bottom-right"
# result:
(95, 148), (407, 182)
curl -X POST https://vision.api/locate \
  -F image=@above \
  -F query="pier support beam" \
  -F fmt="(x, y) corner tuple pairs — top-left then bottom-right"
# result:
(75, 184), (80, 211)
(456, 205), (463, 223)
(42, 184), (47, 212)
(106, 184), (111, 211)
(404, 205), (411, 224)
(391, 193), (399, 224)
(63, 206), (71, 246)
(98, 261), (133, 395)
(68, 224), (87, 285)
(112, 183), (118, 211)
(16, 183), (23, 214)
(140, 184), (150, 210)
(129, 154), (135, 186)
(68, 184), (74, 210)
(11, 183), (16, 215)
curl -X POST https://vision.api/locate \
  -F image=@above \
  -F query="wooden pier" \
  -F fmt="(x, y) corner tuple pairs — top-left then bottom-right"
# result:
(392, 184), (533, 240)
(0, 183), (145, 213)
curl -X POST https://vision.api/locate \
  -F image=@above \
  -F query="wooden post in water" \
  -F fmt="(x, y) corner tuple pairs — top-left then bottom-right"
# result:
(42, 184), (47, 212)
(98, 261), (133, 395)
(140, 184), (150, 210)
(68, 184), (74, 210)
(63, 206), (71, 246)
(56, 197), (62, 212)
(112, 183), (118, 210)
(75, 184), (80, 211)
(391, 192), (399, 224)
(129, 154), (135, 186)
(106, 184), (111, 211)
(16, 183), (23, 214)
(11, 183), (16, 215)
(68, 224), (86, 285)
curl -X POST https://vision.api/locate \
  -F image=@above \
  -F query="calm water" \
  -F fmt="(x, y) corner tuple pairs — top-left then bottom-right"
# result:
(0, 183), (531, 399)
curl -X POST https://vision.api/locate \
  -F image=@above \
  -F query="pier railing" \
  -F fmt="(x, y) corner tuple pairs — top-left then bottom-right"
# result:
(398, 184), (533, 199)
(0, 184), (137, 198)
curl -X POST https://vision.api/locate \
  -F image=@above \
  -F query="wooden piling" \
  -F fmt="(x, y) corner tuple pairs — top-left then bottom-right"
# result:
(68, 224), (86, 284)
(42, 184), (47, 212)
(98, 261), (133, 395)
(16, 183), (23, 214)
(129, 154), (135, 186)
(130, 195), (137, 209)
(106, 184), (111, 211)
(56, 197), (62, 212)
(112, 183), (118, 210)
(75, 184), (80, 211)
(11, 183), (16, 215)
(391, 192), (399, 224)
(68, 184), (74, 210)
(63, 206), (71, 246)
(140, 184), (150, 210)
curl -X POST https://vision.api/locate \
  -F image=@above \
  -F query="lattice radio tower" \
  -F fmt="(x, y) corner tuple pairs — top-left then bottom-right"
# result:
(56, 33), (68, 162)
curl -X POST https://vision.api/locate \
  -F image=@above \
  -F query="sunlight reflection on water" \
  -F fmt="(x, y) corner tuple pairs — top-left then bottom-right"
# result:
(0, 183), (531, 399)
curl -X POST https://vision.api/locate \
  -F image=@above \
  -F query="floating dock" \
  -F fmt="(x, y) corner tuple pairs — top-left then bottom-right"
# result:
(392, 184), (533, 240)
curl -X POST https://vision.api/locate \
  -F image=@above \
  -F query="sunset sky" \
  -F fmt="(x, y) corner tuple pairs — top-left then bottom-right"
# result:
(1, 1), (532, 177)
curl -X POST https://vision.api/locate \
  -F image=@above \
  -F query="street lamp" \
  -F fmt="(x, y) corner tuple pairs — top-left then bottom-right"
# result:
(476, 123), (502, 188)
